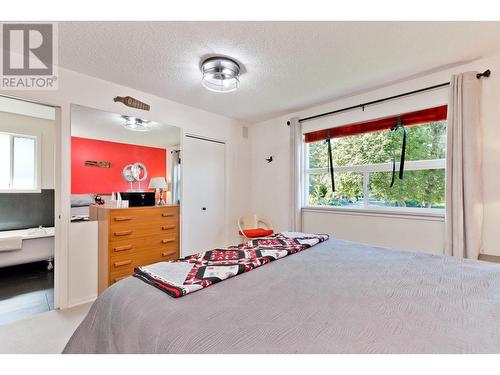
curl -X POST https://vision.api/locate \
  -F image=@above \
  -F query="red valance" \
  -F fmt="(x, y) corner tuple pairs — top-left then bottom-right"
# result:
(303, 105), (447, 143)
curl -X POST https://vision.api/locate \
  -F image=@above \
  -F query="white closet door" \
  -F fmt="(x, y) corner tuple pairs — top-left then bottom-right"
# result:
(182, 135), (226, 256)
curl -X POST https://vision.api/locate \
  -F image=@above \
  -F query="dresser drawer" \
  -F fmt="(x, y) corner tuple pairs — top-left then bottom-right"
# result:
(157, 248), (179, 260)
(110, 215), (178, 232)
(109, 266), (135, 284)
(110, 258), (134, 270)
(109, 235), (179, 260)
(108, 248), (179, 285)
(133, 248), (178, 266)
(109, 222), (178, 241)
(109, 247), (179, 276)
(110, 248), (179, 267)
(109, 207), (178, 226)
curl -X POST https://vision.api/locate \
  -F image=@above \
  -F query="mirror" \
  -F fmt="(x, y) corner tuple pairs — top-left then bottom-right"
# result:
(69, 104), (181, 218)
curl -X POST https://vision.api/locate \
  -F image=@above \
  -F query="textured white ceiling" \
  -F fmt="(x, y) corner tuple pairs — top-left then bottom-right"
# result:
(71, 105), (180, 148)
(59, 22), (500, 123)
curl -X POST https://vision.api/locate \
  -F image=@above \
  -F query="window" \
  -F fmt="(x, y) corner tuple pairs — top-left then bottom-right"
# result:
(304, 112), (447, 212)
(0, 132), (38, 191)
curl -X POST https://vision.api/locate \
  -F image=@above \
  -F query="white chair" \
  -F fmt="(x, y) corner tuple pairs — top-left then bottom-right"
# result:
(238, 214), (274, 239)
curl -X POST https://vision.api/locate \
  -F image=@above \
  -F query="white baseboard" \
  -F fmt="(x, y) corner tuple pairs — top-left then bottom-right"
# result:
(67, 295), (96, 309)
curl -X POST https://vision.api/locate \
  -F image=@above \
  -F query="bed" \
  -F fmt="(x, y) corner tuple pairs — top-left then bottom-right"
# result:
(63, 238), (500, 354)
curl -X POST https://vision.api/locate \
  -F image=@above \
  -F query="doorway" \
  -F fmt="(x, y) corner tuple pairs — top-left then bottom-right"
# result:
(0, 95), (57, 325)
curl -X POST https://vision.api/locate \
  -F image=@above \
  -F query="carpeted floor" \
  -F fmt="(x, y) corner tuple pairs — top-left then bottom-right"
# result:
(0, 302), (92, 354)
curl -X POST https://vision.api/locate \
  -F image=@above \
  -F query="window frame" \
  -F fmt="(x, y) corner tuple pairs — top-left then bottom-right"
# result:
(302, 125), (446, 218)
(0, 131), (41, 193)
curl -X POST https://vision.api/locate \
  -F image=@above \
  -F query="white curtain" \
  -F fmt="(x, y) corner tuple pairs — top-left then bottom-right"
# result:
(289, 117), (302, 231)
(445, 72), (484, 259)
(171, 150), (181, 205)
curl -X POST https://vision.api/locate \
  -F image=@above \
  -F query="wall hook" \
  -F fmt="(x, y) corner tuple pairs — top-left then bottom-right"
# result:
(266, 156), (273, 163)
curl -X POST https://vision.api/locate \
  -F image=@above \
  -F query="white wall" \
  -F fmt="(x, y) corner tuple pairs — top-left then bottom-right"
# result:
(0, 111), (55, 189)
(1, 66), (252, 308)
(250, 53), (500, 256)
(302, 209), (445, 255)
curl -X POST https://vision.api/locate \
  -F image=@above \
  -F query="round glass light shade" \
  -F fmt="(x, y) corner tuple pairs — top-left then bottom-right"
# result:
(122, 116), (151, 132)
(201, 57), (240, 93)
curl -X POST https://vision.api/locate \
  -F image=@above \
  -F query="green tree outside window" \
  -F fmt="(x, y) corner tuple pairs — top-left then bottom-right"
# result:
(307, 121), (446, 209)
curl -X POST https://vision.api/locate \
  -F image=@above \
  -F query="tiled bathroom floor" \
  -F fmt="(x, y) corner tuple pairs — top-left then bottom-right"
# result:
(0, 261), (54, 325)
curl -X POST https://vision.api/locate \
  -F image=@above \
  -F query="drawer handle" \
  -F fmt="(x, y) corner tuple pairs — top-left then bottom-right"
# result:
(161, 238), (176, 244)
(113, 260), (132, 267)
(162, 225), (176, 231)
(162, 251), (177, 257)
(114, 244), (132, 252)
(114, 216), (132, 221)
(114, 230), (132, 237)
(113, 276), (128, 282)
(162, 213), (175, 217)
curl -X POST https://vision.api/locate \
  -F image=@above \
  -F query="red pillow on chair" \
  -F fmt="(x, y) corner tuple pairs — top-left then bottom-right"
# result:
(240, 228), (274, 238)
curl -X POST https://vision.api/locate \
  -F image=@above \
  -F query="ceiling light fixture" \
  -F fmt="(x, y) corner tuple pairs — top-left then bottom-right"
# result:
(122, 115), (151, 132)
(201, 56), (240, 93)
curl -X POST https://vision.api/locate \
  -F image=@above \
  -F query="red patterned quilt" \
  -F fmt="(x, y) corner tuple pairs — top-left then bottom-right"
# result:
(134, 232), (329, 298)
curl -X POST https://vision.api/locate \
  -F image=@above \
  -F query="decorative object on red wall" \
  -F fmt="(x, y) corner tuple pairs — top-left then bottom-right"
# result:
(84, 160), (111, 168)
(71, 137), (166, 194)
(122, 162), (148, 183)
(113, 96), (151, 111)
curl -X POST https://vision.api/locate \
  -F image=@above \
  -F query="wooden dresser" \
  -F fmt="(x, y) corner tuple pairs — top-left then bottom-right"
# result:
(90, 205), (180, 294)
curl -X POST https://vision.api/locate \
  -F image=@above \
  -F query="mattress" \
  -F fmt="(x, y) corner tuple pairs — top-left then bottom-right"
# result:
(63, 239), (500, 353)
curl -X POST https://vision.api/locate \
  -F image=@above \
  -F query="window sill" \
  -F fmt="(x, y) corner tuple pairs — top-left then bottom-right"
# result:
(302, 205), (445, 222)
(0, 189), (42, 194)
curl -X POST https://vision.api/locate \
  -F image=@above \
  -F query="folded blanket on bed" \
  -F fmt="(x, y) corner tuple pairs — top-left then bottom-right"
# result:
(134, 232), (329, 298)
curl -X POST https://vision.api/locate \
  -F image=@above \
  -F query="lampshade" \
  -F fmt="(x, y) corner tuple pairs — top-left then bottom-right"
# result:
(148, 177), (168, 190)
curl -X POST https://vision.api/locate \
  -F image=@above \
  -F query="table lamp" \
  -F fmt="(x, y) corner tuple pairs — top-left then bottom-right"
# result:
(148, 177), (168, 206)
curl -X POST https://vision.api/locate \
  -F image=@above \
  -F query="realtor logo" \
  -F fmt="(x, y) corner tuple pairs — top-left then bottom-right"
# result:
(1, 23), (58, 89)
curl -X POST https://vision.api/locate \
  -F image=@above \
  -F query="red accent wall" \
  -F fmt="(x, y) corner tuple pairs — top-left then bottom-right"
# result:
(71, 137), (166, 194)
